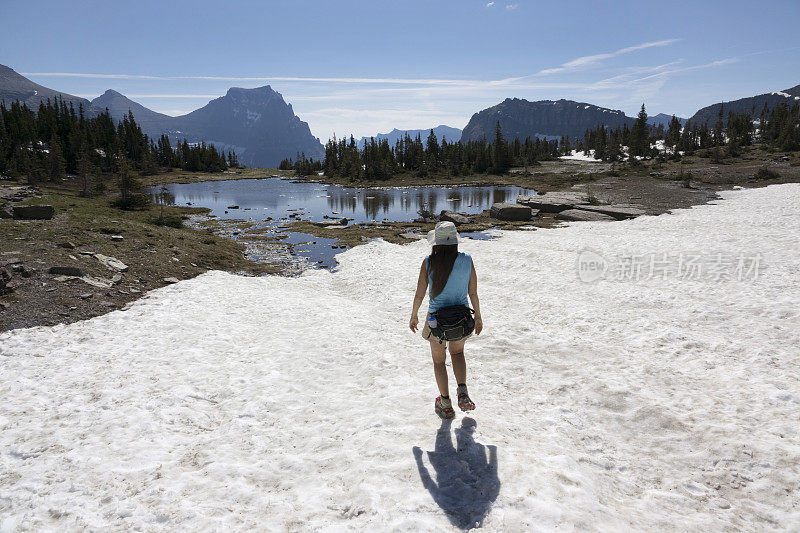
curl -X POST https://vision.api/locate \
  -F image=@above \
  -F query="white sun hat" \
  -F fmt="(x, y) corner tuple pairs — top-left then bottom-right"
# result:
(427, 221), (460, 246)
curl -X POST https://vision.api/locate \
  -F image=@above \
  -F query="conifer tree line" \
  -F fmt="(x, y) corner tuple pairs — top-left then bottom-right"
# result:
(278, 152), (323, 175)
(0, 97), (236, 183)
(284, 122), (560, 181)
(576, 102), (799, 162)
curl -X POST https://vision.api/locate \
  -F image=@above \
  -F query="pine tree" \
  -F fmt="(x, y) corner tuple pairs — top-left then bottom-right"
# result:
(492, 121), (509, 174)
(114, 152), (149, 209)
(78, 151), (92, 196)
(630, 104), (649, 158)
(47, 134), (65, 181)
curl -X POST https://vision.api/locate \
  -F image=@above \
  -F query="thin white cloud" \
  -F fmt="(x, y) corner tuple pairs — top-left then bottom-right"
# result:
(76, 93), (222, 99)
(486, 2), (495, 7)
(628, 57), (739, 83)
(537, 39), (680, 75)
(506, 3), (518, 9)
(24, 48), (741, 139)
(23, 72), (486, 86)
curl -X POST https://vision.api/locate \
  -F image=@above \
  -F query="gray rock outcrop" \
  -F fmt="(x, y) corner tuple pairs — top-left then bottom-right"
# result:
(517, 192), (589, 213)
(490, 203), (534, 221)
(440, 210), (470, 225)
(574, 204), (645, 220)
(556, 209), (616, 222)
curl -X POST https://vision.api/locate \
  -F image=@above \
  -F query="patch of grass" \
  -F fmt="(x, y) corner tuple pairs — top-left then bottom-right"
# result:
(137, 167), (293, 187)
(755, 166), (781, 180)
(150, 215), (184, 228)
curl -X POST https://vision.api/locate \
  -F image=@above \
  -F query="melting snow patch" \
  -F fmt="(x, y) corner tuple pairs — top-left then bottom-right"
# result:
(1, 185), (799, 530)
(560, 149), (600, 162)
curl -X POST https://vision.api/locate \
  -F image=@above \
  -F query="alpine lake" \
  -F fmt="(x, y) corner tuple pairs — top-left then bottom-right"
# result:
(150, 177), (534, 273)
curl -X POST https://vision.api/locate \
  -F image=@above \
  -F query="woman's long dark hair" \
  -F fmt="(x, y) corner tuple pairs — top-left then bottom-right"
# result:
(428, 244), (458, 298)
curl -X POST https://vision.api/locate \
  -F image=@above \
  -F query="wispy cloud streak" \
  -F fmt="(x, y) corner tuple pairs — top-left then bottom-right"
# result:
(537, 39), (680, 75)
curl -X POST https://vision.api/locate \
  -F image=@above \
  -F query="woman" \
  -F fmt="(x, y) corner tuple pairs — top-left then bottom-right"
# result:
(409, 221), (483, 419)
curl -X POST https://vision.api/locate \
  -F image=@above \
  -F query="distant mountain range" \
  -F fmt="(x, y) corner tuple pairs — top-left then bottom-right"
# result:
(358, 125), (462, 148)
(460, 98), (637, 143)
(689, 85), (800, 126)
(0, 64), (323, 167)
(3, 63), (799, 166)
(648, 113), (687, 129)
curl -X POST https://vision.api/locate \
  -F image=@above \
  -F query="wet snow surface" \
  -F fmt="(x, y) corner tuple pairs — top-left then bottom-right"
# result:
(2, 185), (800, 531)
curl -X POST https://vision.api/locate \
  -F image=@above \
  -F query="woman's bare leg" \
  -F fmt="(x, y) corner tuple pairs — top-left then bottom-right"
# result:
(429, 340), (449, 396)
(448, 340), (467, 385)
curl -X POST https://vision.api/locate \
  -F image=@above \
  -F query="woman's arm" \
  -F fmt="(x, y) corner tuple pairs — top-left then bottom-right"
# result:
(468, 260), (483, 335)
(409, 260), (428, 332)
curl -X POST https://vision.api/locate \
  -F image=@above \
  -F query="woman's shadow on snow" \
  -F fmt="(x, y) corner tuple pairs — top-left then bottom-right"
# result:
(412, 417), (500, 530)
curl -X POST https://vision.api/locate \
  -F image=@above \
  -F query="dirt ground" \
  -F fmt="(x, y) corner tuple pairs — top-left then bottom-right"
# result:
(0, 182), (281, 331)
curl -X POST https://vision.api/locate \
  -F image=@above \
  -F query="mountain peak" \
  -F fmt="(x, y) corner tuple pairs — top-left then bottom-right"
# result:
(100, 89), (125, 98)
(0, 63), (93, 111)
(461, 97), (635, 142)
(225, 85), (276, 97)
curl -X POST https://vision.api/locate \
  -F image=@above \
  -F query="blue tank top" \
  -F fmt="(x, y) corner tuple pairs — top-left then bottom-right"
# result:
(427, 252), (472, 313)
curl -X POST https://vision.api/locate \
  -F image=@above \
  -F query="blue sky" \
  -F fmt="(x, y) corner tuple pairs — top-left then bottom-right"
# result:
(2, 0), (799, 140)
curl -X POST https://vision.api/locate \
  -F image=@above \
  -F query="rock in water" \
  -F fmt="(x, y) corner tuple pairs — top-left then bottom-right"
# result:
(490, 203), (534, 221)
(440, 210), (470, 225)
(312, 219), (348, 228)
(12, 205), (55, 220)
(556, 209), (616, 222)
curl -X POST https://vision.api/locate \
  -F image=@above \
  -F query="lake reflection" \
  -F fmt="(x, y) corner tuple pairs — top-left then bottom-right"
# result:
(155, 177), (534, 223)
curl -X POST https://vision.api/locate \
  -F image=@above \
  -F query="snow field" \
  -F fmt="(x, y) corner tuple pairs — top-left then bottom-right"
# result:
(1, 184), (799, 531)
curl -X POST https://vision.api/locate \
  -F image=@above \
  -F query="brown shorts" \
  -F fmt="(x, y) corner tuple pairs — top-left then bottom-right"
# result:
(420, 313), (474, 343)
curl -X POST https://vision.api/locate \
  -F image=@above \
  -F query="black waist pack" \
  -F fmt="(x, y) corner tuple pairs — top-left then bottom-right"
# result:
(429, 305), (475, 344)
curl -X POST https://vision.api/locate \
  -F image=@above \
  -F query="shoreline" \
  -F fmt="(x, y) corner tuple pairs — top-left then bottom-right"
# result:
(2, 147), (798, 331)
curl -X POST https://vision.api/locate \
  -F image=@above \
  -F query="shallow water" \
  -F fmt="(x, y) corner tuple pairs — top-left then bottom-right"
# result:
(153, 177), (532, 270)
(156, 177), (534, 223)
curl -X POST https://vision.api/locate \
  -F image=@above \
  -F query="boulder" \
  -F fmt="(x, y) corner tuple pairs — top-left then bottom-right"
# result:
(439, 210), (470, 226)
(312, 218), (348, 227)
(12, 205), (55, 220)
(163, 277), (179, 284)
(0, 257), (21, 268)
(81, 275), (114, 289)
(517, 192), (589, 213)
(49, 266), (84, 277)
(556, 209), (616, 222)
(0, 267), (12, 287)
(574, 204), (645, 220)
(11, 263), (35, 278)
(399, 232), (425, 240)
(94, 253), (129, 272)
(0, 207), (13, 219)
(490, 203), (534, 221)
